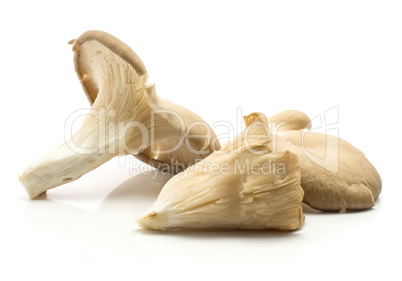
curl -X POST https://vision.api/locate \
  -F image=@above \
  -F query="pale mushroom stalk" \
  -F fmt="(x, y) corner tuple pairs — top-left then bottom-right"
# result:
(19, 31), (220, 199)
(137, 113), (305, 231)
(19, 96), (149, 198)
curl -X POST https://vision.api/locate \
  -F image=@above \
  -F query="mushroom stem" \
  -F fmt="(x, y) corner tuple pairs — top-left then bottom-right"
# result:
(19, 141), (114, 199)
(19, 111), (140, 198)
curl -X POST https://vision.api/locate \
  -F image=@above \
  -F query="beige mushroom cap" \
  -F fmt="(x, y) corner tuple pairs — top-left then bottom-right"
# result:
(268, 110), (381, 211)
(70, 30), (148, 104)
(70, 30), (220, 173)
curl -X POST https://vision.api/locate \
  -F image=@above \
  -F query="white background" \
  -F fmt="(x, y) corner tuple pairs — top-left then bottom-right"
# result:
(1, 1), (401, 280)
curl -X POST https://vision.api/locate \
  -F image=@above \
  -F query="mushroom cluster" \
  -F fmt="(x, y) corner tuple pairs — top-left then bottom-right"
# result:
(19, 31), (381, 231)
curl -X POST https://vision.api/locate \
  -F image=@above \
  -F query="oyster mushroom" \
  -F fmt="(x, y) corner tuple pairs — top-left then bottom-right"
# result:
(268, 110), (381, 211)
(137, 113), (305, 231)
(19, 30), (220, 199)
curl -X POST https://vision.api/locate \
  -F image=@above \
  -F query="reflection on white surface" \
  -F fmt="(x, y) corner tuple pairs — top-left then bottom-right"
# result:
(21, 171), (383, 278)
(97, 172), (174, 222)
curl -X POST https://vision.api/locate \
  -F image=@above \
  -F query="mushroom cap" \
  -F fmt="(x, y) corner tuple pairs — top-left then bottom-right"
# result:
(70, 30), (148, 104)
(276, 130), (381, 211)
(70, 30), (219, 173)
(267, 110), (382, 211)
(268, 109), (312, 131)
